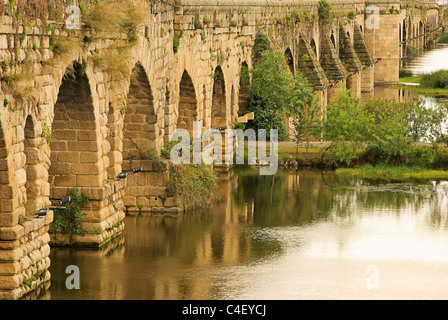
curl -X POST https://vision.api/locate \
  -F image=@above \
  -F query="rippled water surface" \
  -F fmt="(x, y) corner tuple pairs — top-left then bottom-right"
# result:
(43, 168), (448, 300)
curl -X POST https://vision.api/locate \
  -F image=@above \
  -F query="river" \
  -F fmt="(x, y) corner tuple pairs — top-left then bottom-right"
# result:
(40, 45), (448, 301)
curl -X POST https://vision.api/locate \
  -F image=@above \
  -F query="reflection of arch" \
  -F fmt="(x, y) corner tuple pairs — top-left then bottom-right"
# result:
(212, 66), (227, 129)
(123, 63), (156, 160)
(177, 70), (197, 133)
(285, 48), (294, 74)
(50, 61), (101, 192)
(238, 62), (250, 117)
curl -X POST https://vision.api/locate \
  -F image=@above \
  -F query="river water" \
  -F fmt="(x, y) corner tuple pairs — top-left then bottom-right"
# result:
(42, 46), (448, 300)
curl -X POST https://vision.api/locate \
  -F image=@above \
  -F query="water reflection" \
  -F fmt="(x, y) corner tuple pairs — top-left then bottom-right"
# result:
(403, 44), (448, 76)
(45, 169), (448, 300)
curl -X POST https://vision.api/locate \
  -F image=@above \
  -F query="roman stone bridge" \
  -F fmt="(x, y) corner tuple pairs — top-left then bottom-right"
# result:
(0, 0), (444, 299)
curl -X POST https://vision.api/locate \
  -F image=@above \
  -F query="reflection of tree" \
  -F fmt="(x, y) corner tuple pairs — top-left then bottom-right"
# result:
(232, 168), (334, 227)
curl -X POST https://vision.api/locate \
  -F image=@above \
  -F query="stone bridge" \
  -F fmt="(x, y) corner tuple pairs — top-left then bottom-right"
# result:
(0, 0), (445, 299)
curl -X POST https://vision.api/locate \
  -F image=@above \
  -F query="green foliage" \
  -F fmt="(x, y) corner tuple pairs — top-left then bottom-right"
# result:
(40, 123), (55, 145)
(161, 140), (181, 159)
(247, 49), (294, 139)
(407, 45), (417, 56)
(336, 164), (448, 181)
(420, 70), (448, 89)
(318, 0), (332, 23)
(439, 32), (448, 44)
(323, 89), (369, 165)
(166, 164), (218, 209)
(347, 11), (356, 20)
(406, 97), (448, 142)
(252, 33), (271, 65)
(407, 146), (434, 167)
(233, 122), (246, 130)
(51, 188), (89, 236)
(323, 89), (448, 166)
(193, 18), (202, 29)
(290, 73), (323, 152)
(399, 69), (413, 78)
(203, 16), (212, 25)
(173, 30), (184, 53)
(362, 98), (413, 163)
(239, 64), (250, 85)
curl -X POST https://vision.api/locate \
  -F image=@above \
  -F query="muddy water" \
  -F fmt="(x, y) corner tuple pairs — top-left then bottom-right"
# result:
(43, 169), (448, 300)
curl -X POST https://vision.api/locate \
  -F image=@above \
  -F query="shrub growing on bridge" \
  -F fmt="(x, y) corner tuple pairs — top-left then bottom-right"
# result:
(166, 164), (218, 210)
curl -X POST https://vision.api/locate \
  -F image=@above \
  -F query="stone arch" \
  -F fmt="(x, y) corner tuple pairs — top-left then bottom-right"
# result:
(359, 25), (363, 33)
(211, 66), (227, 129)
(123, 63), (157, 160)
(238, 62), (250, 117)
(285, 48), (294, 74)
(49, 61), (102, 198)
(177, 70), (198, 133)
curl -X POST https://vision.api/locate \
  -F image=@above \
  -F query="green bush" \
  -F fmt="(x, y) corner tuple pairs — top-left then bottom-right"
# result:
(318, 0), (332, 22)
(407, 146), (434, 167)
(166, 164), (218, 209)
(51, 188), (89, 235)
(252, 33), (271, 65)
(407, 45), (417, 56)
(432, 148), (448, 169)
(399, 69), (413, 78)
(420, 70), (448, 89)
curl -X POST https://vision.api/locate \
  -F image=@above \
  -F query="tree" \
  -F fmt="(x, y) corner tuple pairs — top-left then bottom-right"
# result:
(248, 49), (293, 139)
(323, 88), (370, 166)
(290, 73), (323, 154)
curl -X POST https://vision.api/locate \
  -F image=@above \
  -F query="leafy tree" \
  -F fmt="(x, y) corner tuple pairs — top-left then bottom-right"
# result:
(252, 33), (271, 65)
(323, 88), (370, 166)
(290, 73), (323, 154)
(248, 49), (293, 139)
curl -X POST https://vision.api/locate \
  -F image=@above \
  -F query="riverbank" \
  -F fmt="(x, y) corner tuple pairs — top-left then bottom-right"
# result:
(335, 164), (448, 181)
(399, 70), (448, 95)
(272, 142), (448, 180)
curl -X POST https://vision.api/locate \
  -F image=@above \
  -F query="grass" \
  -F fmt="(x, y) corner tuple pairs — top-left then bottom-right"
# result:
(336, 164), (448, 181)
(399, 76), (422, 83)
(398, 70), (448, 95)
